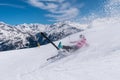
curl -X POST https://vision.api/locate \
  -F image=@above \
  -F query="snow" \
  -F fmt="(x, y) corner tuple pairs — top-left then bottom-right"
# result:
(0, 17), (120, 80)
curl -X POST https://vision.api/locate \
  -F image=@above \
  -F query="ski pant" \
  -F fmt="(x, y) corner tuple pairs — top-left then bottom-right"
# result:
(62, 45), (79, 52)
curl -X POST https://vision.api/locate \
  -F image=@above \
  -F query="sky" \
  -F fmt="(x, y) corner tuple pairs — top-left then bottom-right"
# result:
(0, 0), (106, 25)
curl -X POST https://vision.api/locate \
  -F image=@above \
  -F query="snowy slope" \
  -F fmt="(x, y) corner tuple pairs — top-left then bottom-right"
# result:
(0, 17), (120, 80)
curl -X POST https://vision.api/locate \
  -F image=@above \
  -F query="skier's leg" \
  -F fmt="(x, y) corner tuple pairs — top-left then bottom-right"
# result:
(62, 45), (73, 52)
(71, 46), (79, 51)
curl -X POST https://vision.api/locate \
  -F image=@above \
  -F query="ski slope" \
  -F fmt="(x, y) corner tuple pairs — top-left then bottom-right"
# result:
(0, 17), (120, 80)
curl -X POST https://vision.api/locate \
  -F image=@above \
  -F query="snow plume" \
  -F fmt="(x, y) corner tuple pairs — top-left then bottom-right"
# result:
(27, 0), (82, 22)
(75, 0), (120, 25)
(104, 0), (120, 17)
(88, 0), (120, 28)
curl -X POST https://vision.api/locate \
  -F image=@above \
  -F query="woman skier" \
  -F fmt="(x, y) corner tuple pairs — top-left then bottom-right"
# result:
(58, 34), (88, 52)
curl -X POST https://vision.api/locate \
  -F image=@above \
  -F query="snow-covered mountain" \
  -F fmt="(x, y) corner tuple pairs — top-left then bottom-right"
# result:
(0, 17), (120, 80)
(0, 21), (87, 51)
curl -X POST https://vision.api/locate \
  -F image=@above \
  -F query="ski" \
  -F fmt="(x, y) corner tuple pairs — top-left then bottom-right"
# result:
(47, 49), (68, 62)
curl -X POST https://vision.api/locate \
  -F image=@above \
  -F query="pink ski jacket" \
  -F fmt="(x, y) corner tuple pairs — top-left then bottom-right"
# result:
(70, 37), (87, 48)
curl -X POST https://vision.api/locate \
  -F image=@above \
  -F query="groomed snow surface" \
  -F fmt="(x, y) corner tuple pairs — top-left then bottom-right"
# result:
(0, 18), (120, 80)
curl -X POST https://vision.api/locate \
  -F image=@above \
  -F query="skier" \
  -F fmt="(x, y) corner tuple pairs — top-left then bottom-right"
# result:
(58, 34), (88, 52)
